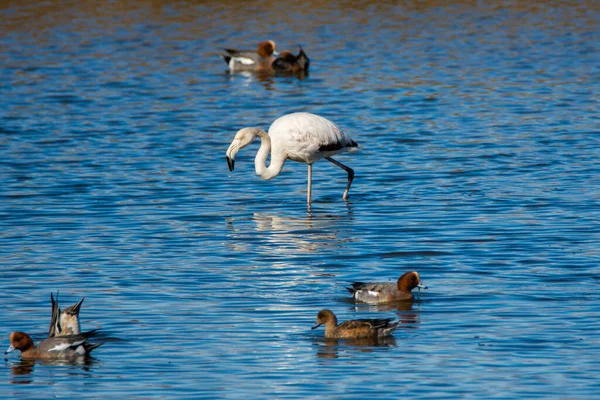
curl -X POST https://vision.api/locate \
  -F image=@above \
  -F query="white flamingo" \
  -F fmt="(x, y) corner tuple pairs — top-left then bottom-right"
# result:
(226, 112), (358, 203)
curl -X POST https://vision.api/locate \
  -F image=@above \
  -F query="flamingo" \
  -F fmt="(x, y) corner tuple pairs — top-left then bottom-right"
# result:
(225, 112), (358, 203)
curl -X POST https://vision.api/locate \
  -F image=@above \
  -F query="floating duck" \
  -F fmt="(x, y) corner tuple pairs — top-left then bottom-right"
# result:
(347, 271), (427, 304)
(311, 309), (399, 339)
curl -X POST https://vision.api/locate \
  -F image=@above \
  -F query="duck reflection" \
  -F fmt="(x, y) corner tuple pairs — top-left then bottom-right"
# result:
(224, 69), (275, 90)
(225, 69), (305, 91)
(352, 300), (415, 312)
(315, 336), (397, 359)
(8, 357), (96, 384)
(349, 301), (421, 327)
(8, 359), (35, 380)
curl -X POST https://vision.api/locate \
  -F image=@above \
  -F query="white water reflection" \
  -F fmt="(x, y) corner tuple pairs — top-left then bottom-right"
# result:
(225, 210), (358, 256)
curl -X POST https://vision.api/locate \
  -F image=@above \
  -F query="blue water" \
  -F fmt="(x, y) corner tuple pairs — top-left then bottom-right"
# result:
(1, 1), (599, 398)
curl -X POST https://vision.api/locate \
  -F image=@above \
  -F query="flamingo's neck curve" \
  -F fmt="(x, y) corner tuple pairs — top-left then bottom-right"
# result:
(255, 130), (286, 180)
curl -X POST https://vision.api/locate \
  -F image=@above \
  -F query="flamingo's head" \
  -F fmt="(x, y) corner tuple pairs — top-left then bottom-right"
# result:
(226, 127), (261, 172)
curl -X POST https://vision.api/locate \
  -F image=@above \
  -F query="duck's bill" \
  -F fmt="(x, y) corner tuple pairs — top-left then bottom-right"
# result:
(272, 50), (279, 57)
(417, 284), (428, 290)
(226, 156), (235, 172)
(311, 323), (322, 330)
(5, 345), (15, 354)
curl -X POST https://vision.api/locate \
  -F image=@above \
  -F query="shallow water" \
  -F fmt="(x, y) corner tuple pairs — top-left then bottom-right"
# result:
(1, 0), (599, 398)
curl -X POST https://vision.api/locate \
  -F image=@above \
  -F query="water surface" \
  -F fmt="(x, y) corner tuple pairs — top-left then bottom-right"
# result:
(1, 1), (599, 398)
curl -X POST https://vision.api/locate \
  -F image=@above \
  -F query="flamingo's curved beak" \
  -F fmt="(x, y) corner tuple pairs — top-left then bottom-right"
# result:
(226, 156), (235, 172)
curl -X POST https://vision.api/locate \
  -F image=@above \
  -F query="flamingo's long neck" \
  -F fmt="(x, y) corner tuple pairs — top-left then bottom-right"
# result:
(255, 130), (286, 180)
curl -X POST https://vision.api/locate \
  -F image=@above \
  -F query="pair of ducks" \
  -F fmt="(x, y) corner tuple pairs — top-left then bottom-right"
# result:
(6, 292), (102, 360)
(313, 271), (426, 339)
(222, 40), (309, 74)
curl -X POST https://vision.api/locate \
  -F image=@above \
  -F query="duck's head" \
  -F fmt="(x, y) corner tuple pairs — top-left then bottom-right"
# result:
(6, 332), (34, 354)
(312, 309), (337, 329)
(257, 40), (277, 58)
(397, 271), (427, 293)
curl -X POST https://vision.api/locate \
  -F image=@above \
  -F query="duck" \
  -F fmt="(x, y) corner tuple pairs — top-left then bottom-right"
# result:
(272, 47), (310, 74)
(5, 331), (102, 360)
(311, 309), (399, 339)
(48, 292), (84, 337)
(221, 40), (278, 72)
(347, 271), (426, 304)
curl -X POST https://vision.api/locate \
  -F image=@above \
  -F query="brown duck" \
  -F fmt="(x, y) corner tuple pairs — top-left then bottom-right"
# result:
(221, 40), (278, 72)
(347, 271), (426, 304)
(6, 331), (102, 360)
(311, 309), (399, 339)
(272, 47), (310, 74)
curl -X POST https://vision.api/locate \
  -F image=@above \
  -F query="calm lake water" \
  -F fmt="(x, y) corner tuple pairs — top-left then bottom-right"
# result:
(1, 0), (599, 398)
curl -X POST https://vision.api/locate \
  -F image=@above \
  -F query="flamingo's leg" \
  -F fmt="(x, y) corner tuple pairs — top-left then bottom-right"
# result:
(307, 163), (312, 204)
(325, 157), (354, 200)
